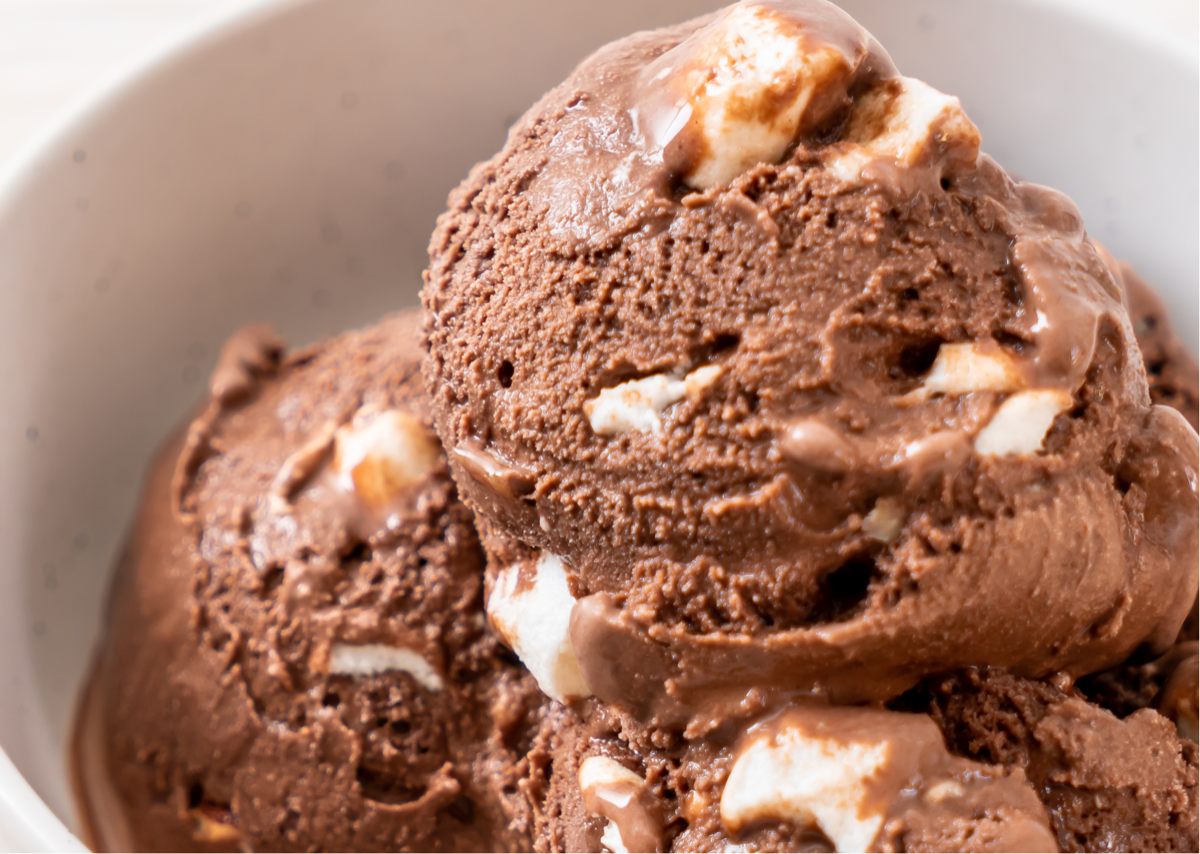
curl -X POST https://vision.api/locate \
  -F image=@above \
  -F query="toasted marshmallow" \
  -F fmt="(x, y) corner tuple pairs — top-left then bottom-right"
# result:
(831, 76), (980, 180)
(975, 389), (1073, 457)
(327, 643), (443, 691)
(644, 2), (861, 190)
(333, 409), (440, 507)
(903, 343), (1025, 403)
(585, 366), (721, 435)
(487, 552), (589, 702)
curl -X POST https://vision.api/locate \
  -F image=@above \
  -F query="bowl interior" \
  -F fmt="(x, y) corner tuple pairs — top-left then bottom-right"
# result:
(0, 0), (1193, 839)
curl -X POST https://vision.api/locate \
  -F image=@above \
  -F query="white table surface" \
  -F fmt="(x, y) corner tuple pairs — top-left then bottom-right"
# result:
(0, 0), (1196, 174)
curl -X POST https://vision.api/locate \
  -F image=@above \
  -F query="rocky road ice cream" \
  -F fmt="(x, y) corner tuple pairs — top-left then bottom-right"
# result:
(72, 313), (556, 852)
(423, 0), (1198, 850)
(72, 1), (1198, 851)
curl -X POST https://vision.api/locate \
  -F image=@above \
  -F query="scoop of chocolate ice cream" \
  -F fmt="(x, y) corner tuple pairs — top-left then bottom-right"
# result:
(1116, 261), (1199, 431)
(521, 691), (1059, 853)
(1070, 260), (1198, 737)
(897, 668), (1198, 853)
(423, 0), (1198, 722)
(72, 312), (550, 852)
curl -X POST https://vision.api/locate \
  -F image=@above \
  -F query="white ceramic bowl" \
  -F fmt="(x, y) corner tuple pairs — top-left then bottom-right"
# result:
(0, 0), (1194, 848)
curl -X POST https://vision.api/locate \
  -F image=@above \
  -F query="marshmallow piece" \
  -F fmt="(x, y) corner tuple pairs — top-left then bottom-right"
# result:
(722, 707), (1058, 852)
(721, 723), (890, 852)
(903, 343), (1025, 403)
(487, 552), (589, 702)
(600, 822), (628, 854)
(831, 76), (980, 180)
(863, 497), (904, 542)
(585, 366), (721, 435)
(975, 390), (1073, 457)
(648, 3), (857, 190)
(333, 409), (440, 507)
(579, 756), (646, 805)
(580, 757), (651, 854)
(327, 643), (443, 691)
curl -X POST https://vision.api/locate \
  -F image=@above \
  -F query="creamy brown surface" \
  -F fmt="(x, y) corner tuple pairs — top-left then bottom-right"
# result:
(423, 0), (1199, 724)
(484, 518), (1196, 853)
(73, 1), (1200, 851)
(1118, 262), (1200, 431)
(72, 312), (555, 852)
(897, 669), (1199, 853)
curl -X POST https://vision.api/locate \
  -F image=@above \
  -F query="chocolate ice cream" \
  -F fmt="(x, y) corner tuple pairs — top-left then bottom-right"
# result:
(72, 312), (551, 852)
(1118, 262), (1199, 431)
(898, 669), (1198, 853)
(422, 0), (1198, 850)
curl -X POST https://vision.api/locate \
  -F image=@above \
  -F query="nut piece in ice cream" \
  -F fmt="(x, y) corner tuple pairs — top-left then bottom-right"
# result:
(189, 805), (241, 844)
(720, 705), (1058, 852)
(638, 1), (877, 190)
(862, 497), (904, 542)
(487, 550), (589, 703)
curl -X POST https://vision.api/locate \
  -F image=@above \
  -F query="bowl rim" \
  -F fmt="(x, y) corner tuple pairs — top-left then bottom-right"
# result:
(0, 0), (1194, 218)
(0, 0), (1193, 848)
(0, 4), (312, 848)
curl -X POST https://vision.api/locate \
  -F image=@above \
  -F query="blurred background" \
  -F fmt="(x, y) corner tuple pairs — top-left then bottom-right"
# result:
(0, 0), (1196, 172)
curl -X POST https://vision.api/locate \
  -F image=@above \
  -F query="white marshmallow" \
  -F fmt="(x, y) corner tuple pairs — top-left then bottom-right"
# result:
(487, 552), (589, 703)
(600, 822), (628, 854)
(721, 725), (890, 852)
(831, 76), (980, 180)
(580, 757), (647, 854)
(722, 708), (1055, 852)
(654, 3), (854, 190)
(333, 409), (440, 506)
(975, 390), (1074, 457)
(579, 755), (645, 804)
(903, 343), (1025, 403)
(585, 366), (721, 435)
(327, 643), (443, 691)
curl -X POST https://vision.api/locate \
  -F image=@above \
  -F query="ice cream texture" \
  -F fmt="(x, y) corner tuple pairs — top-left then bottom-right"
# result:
(72, 0), (1199, 851)
(72, 313), (555, 852)
(422, 0), (1199, 850)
